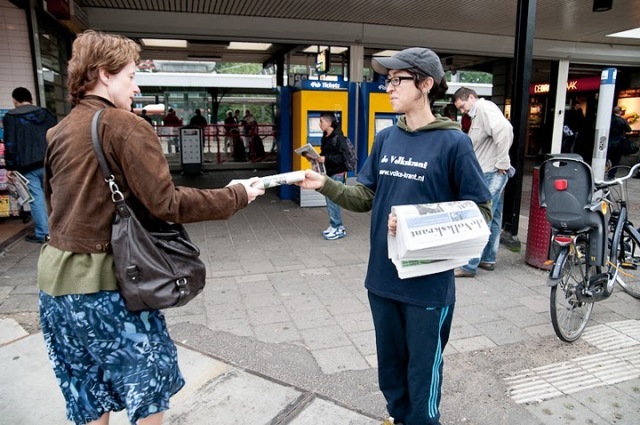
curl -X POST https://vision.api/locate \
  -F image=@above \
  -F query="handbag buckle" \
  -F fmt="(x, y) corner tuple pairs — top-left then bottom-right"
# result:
(126, 265), (140, 281)
(176, 278), (188, 297)
(105, 176), (125, 202)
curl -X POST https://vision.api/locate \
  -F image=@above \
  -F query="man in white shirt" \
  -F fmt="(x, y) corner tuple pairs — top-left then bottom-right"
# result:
(453, 87), (514, 277)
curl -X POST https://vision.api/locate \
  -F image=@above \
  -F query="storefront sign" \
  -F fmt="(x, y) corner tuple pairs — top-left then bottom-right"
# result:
(298, 79), (348, 90)
(618, 88), (640, 99)
(530, 76), (601, 95)
(532, 83), (551, 94)
(47, 0), (71, 20)
(617, 89), (640, 131)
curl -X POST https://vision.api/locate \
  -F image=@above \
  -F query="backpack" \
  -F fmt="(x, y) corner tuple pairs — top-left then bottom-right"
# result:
(344, 137), (357, 172)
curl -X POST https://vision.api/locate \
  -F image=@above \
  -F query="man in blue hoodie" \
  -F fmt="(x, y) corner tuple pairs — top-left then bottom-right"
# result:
(3, 87), (57, 243)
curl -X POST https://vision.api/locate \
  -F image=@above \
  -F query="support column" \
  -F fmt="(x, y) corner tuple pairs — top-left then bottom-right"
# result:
(275, 55), (285, 87)
(27, 0), (44, 105)
(349, 43), (364, 83)
(592, 68), (617, 180)
(491, 61), (510, 110)
(502, 0), (537, 251)
(550, 60), (570, 154)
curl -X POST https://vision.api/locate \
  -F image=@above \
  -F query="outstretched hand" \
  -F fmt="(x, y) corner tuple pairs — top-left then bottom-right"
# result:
(242, 177), (265, 203)
(295, 169), (326, 190)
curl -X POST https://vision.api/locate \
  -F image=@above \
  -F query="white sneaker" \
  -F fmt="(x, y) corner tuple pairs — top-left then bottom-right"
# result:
(322, 226), (336, 236)
(324, 227), (346, 240)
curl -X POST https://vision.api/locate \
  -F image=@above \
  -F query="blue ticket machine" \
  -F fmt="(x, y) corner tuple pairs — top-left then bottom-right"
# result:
(287, 77), (350, 206)
(358, 82), (401, 164)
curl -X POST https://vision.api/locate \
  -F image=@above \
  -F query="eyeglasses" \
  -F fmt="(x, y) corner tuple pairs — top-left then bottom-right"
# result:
(454, 101), (467, 112)
(384, 76), (415, 87)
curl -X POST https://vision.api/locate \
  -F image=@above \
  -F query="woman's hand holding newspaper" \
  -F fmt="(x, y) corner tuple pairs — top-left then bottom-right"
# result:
(238, 177), (265, 203)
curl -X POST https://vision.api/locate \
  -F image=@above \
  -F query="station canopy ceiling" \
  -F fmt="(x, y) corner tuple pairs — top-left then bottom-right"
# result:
(71, 0), (640, 78)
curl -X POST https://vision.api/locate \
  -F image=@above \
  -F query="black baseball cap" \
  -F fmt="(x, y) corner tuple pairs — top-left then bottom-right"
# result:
(372, 47), (445, 84)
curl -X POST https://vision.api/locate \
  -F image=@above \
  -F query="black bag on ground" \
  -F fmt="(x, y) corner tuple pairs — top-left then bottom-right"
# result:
(91, 110), (206, 311)
(622, 137), (639, 155)
(232, 132), (246, 161)
(252, 134), (265, 157)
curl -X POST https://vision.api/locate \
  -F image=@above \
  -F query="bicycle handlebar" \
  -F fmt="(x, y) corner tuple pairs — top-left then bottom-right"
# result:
(594, 163), (640, 191)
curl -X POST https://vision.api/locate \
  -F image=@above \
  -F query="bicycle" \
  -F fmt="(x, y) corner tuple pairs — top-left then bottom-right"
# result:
(540, 156), (640, 342)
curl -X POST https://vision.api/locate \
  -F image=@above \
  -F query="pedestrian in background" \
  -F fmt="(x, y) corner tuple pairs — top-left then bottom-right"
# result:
(163, 107), (181, 126)
(39, 29), (264, 425)
(317, 111), (350, 240)
(297, 47), (491, 425)
(607, 105), (632, 179)
(163, 107), (182, 153)
(442, 104), (457, 121)
(223, 110), (237, 153)
(453, 86), (513, 278)
(242, 109), (257, 151)
(564, 103), (585, 140)
(140, 108), (153, 125)
(562, 102), (585, 154)
(189, 108), (208, 127)
(2, 86), (56, 243)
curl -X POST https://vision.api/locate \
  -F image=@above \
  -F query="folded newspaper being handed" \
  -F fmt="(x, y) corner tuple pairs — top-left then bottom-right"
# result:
(227, 170), (306, 190)
(388, 201), (490, 279)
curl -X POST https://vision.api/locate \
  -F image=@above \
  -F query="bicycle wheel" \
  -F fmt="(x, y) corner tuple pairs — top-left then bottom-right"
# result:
(550, 239), (595, 342)
(616, 228), (640, 298)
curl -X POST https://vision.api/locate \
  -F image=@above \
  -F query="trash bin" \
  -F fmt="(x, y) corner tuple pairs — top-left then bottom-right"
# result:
(179, 126), (203, 174)
(525, 166), (552, 270)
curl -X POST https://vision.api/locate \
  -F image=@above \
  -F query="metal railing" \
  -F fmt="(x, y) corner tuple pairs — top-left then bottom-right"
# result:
(153, 124), (277, 164)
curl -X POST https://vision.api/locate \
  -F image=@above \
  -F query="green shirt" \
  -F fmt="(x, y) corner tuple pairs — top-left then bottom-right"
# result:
(37, 244), (118, 295)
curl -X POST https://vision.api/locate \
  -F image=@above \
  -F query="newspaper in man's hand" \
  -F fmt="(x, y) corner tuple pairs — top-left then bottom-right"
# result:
(295, 143), (326, 175)
(227, 170), (306, 190)
(388, 201), (490, 279)
(8, 171), (33, 205)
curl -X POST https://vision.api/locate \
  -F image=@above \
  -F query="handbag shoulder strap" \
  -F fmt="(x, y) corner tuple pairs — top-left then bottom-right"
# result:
(91, 109), (112, 179)
(90, 109), (127, 209)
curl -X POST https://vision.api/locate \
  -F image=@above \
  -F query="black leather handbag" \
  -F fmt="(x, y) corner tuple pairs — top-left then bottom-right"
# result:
(91, 110), (206, 311)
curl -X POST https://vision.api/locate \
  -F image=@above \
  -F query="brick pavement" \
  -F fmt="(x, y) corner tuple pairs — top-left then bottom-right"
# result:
(1, 165), (639, 424)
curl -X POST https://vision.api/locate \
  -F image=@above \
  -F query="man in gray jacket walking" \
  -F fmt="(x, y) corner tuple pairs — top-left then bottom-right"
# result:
(453, 87), (514, 277)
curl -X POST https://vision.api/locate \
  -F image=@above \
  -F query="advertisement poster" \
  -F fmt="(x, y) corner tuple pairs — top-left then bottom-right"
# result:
(617, 89), (640, 132)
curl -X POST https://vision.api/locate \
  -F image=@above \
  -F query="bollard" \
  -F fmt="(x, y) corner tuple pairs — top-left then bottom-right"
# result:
(525, 166), (552, 270)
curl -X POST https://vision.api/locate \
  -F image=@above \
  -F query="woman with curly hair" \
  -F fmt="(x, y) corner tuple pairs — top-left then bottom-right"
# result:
(39, 30), (263, 424)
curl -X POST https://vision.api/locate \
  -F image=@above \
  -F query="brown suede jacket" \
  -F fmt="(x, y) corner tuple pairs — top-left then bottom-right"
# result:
(45, 96), (248, 253)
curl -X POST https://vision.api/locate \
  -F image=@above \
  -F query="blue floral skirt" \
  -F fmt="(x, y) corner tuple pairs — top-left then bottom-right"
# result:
(39, 290), (185, 424)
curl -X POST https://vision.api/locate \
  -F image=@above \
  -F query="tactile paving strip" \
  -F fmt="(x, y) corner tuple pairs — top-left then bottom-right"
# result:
(504, 320), (640, 404)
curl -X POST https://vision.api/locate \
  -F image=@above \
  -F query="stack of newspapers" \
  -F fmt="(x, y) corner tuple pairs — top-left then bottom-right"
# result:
(388, 201), (490, 279)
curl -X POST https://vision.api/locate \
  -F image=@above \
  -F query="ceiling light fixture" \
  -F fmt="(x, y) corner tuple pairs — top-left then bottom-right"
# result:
(303, 45), (348, 54)
(141, 38), (187, 48)
(187, 55), (222, 61)
(592, 0), (612, 12)
(374, 50), (400, 57)
(607, 27), (640, 39)
(303, 45), (326, 53)
(227, 42), (272, 51)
